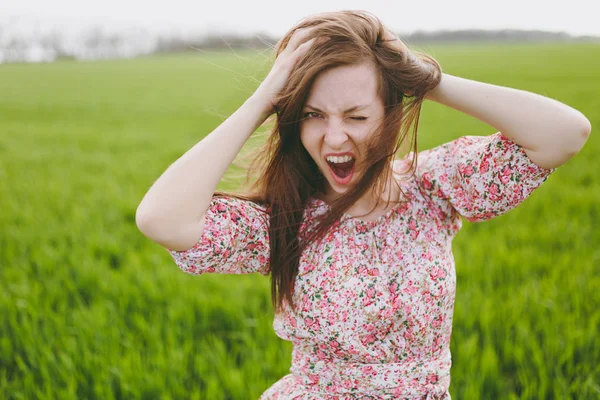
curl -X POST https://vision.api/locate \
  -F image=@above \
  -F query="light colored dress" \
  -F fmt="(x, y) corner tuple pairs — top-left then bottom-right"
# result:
(166, 132), (556, 399)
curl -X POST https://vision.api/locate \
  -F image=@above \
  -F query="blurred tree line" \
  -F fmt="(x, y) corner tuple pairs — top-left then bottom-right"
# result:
(1, 15), (598, 64)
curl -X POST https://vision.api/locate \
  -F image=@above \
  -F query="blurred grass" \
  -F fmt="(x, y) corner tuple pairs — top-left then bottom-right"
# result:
(0, 43), (599, 399)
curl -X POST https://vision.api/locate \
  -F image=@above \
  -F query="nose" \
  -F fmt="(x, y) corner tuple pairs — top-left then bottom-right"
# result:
(323, 118), (349, 149)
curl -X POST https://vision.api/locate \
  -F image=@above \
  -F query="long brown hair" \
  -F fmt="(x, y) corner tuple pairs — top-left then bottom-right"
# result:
(214, 10), (442, 314)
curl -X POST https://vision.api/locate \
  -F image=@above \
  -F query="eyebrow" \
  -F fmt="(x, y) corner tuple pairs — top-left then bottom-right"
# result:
(304, 104), (370, 113)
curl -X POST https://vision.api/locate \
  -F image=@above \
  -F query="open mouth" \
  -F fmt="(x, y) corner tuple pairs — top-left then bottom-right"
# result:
(325, 156), (356, 184)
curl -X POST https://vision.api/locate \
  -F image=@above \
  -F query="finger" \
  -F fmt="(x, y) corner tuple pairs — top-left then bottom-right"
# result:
(285, 37), (316, 65)
(294, 37), (317, 54)
(297, 36), (330, 52)
(283, 27), (315, 54)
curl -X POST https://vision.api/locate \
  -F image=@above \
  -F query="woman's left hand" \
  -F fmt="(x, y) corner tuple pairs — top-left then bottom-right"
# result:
(381, 28), (417, 62)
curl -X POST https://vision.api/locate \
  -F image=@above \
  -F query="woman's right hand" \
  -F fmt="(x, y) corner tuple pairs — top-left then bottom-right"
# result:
(253, 27), (328, 114)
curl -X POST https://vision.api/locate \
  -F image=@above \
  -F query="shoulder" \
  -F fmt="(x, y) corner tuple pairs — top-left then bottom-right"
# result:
(390, 157), (425, 204)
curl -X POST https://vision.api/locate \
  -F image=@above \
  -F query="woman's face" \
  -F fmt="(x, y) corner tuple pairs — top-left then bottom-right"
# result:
(300, 62), (385, 197)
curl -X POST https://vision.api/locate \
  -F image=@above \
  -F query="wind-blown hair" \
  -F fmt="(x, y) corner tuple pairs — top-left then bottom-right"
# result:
(214, 10), (442, 314)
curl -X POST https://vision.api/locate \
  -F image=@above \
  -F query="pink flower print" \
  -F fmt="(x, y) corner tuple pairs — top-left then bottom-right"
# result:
(392, 383), (407, 396)
(390, 281), (398, 295)
(429, 266), (446, 281)
(410, 228), (420, 240)
(356, 224), (369, 234)
(488, 182), (503, 201)
(363, 323), (376, 333)
(324, 269), (336, 279)
(431, 314), (443, 329)
(500, 165), (513, 184)
(327, 311), (337, 326)
(308, 374), (320, 385)
(347, 344), (359, 356)
(362, 295), (373, 307)
(422, 251), (433, 262)
(458, 163), (474, 177)
(436, 187), (447, 200)
(230, 210), (241, 222)
(480, 156), (490, 174)
(340, 310), (349, 322)
(409, 219), (417, 230)
(334, 347), (346, 358)
(215, 202), (227, 212)
(439, 172), (448, 184)
(403, 329), (415, 342)
(305, 316), (321, 331)
(301, 294), (311, 311)
(405, 280), (418, 294)
(422, 172), (433, 190)
(366, 286), (375, 299)
(426, 373), (439, 385)
(289, 316), (297, 328)
(381, 306), (394, 320)
(361, 365), (376, 376)
(433, 334), (444, 349)
(367, 268), (380, 276)
(316, 348), (327, 360)
(481, 211), (497, 220)
(358, 265), (367, 275)
(313, 319), (321, 330)
(361, 334), (376, 346)
(342, 378), (357, 390)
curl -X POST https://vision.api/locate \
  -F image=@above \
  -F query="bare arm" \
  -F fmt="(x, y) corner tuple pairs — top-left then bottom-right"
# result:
(135, 94), (272, 251)
(425, 73), (591, 169)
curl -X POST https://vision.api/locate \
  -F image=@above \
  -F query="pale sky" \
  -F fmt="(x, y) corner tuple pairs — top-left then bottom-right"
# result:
(2, 0), (598, 38)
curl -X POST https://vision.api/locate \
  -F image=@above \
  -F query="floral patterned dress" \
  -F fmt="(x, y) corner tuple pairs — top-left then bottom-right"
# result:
(166, 132), (556, 399)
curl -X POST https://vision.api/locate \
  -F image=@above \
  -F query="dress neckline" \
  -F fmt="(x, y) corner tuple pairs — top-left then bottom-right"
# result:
(309, 196), (408, 228)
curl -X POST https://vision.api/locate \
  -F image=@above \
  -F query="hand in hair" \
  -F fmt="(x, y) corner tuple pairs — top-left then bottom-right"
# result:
(381, 28), (417, 62)
(381, 27), (435, 96)
(254, 27), (330, 114)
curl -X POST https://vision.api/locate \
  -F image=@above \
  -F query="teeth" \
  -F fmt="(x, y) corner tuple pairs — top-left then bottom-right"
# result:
(326, 155), (354, 163)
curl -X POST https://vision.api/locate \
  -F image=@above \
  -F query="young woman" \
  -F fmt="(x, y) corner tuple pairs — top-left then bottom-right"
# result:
(136, 10), (591, 400)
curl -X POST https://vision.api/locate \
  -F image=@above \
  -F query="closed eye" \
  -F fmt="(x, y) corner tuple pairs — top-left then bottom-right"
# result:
(302, 112), (368, 121)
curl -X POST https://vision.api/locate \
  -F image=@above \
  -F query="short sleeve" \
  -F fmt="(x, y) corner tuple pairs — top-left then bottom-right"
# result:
(165, 196), (270, 276)
(414, 131), (557, 224)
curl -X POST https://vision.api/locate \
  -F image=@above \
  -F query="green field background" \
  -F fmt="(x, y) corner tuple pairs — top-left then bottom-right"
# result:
(1, 43), (599, 399)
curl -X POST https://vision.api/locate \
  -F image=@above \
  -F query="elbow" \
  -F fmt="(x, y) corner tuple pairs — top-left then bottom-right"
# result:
(573, 111), (592, 140)
(136, 210), (206, 252)
(581, 117), (592, 138)
(568, 116), (592, 157)
(136, 208), (156, 236)
(558, 115), (592, 161)
(135, 208), (169, 243)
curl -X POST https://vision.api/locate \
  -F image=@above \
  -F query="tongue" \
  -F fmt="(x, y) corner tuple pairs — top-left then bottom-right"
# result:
(329, 160), (354, 178)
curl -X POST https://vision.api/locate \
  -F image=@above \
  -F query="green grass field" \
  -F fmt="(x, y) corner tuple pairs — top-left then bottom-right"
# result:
(1, 42), (599, 399)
